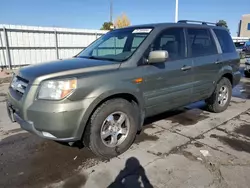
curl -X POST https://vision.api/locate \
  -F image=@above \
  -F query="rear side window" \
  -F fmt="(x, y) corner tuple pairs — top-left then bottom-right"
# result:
(213, 29), (236, 53)
(187, 28), (217, 57)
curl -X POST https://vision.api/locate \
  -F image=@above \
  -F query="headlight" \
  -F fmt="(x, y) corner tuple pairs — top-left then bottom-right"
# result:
(38, 78), (77, 100)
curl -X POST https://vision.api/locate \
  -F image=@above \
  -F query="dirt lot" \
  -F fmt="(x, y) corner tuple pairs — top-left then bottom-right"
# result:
(1, 70), (250, 188)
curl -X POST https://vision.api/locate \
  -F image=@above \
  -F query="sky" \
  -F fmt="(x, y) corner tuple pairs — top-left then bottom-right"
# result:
(0, 0), (249, 36)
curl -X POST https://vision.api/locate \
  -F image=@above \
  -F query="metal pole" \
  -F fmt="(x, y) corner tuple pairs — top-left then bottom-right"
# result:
(54, 30), (59, 59)
(175, 0), (179, 23)
(0, 31), (7, 68)
(110, 0), (113, 23)
(3, 27), (11, 69)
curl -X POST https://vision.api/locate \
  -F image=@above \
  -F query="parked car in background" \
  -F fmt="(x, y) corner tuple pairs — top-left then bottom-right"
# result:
(245, 58), (250, 78)
(243, 40), (250, 57)
(234, 41), (245, 52)
(234, 41), (246, 59)
(6, 20), (241, 158)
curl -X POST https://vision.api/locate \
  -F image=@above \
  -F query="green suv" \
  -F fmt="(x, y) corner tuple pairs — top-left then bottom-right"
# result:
(7, 20), (241, 158)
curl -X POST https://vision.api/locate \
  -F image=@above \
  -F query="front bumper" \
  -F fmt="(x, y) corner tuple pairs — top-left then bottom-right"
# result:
(13, 111), (79, 141)
(6, 92), (88, 142)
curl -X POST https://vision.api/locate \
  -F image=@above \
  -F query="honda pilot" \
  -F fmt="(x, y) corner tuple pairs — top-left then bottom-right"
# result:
(7, 20), (241, 158)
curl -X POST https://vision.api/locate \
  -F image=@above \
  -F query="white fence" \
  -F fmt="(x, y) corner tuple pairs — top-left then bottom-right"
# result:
(0, 24), (108, 69)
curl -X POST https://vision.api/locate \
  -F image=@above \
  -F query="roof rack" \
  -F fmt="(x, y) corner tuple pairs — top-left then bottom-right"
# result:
(178, 20), (220, 26)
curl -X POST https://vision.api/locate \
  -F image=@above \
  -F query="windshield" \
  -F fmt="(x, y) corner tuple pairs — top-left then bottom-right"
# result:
(77, 28), (152, 62)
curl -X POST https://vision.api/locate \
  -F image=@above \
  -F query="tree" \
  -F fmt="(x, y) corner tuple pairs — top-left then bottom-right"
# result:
(216, 20), (230, 33)
(114, 13), (131, 28)
(100, 22), (113, 30)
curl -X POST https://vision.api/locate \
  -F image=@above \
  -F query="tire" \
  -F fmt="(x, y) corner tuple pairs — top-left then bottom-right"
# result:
(205, 77), (232, 113)
(83, 98), (139, 159)
(244, 70), (250, 78)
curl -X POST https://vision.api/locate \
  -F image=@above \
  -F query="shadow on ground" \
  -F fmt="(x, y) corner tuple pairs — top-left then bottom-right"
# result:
(107, 157), (153, 188)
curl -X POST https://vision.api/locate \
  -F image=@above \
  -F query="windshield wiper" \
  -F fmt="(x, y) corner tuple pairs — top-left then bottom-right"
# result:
(78, 56), (118, 61)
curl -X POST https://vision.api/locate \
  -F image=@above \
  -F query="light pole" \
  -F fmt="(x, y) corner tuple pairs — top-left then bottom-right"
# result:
(110, 0), (113, 23)
(175, 0), (179, 22)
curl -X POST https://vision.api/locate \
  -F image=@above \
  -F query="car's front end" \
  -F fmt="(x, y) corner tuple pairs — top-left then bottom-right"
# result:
(6, 71), (90, 141)
(6, 26), (153, 143)
(5, 54), (123, 142)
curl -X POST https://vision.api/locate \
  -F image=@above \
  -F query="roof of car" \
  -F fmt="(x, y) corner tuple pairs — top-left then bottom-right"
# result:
(119, 21), (226, 30)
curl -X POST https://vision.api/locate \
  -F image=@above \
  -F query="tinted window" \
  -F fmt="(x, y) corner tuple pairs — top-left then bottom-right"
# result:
(187, 28), (217, 57)
(92, 36), (128, 56)
(132, 34), (147, 52)
(213, 29), (236, 53)
(248, 23), (250, 30)
(152, 28), (185, 60)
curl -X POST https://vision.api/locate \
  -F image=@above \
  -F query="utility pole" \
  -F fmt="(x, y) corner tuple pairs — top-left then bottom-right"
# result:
(175, 0), (179, 22)
(110, 0), (113, 23)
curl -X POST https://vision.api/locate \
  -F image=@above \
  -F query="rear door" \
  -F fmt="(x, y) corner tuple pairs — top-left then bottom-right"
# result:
(186, 27), (220, 101)
(142, 27), (194, 116)
(213, 28), (240, 74)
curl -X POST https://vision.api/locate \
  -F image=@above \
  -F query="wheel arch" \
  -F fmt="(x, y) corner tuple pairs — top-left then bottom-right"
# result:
(79, 90), (145, 140)
(218, 66), (233, 85)
(221, 72), (233, 85)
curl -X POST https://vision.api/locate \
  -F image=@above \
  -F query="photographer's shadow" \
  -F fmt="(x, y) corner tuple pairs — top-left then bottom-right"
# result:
(108, 157), (153, 188)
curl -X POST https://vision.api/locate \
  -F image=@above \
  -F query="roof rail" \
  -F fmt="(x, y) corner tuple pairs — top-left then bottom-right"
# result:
(178, 20), (220, 26)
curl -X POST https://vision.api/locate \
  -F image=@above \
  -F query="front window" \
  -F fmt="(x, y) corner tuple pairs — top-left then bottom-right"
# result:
(77, 28), (153, 62)
(151, 28), (186, 60)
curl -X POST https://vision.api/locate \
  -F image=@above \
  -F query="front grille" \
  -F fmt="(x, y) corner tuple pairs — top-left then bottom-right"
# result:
(10, 76), (29, 96)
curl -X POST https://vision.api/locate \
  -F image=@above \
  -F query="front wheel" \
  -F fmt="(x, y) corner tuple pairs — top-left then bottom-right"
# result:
(205, 77), (232, 113)
(83, 99), (139, 159)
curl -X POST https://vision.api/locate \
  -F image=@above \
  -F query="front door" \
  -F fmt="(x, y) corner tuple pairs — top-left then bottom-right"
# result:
(142, 27), (194, 116)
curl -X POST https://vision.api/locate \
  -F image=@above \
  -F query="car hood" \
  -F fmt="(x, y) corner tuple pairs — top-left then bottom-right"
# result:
(18, 58), (119, 81)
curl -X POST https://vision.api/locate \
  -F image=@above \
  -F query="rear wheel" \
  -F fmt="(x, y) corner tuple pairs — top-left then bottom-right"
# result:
(83, 99), (139, 159)
(205, 77), (232, 113)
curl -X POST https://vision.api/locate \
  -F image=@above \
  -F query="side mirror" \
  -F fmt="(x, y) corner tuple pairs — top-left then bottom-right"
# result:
(148, 50), (169, 64)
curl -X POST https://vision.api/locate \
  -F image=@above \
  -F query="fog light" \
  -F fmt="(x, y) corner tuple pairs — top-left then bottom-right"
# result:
(42, 131), (56, 138)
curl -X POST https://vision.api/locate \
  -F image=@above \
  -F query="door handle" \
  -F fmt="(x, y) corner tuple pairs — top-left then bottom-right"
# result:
(181, 66), (192, 71)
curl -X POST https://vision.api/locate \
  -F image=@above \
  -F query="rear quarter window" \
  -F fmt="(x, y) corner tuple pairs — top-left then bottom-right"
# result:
(213, 29), (236, 53)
